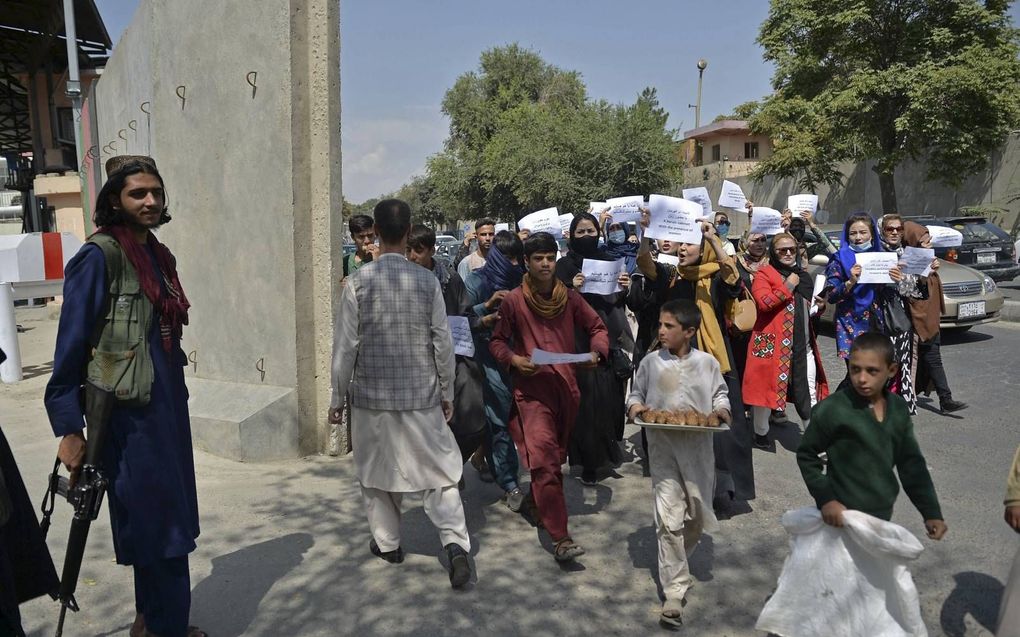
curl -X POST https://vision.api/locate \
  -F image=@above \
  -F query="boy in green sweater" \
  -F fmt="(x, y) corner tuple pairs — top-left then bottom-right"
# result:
(797, 332), (948, 539)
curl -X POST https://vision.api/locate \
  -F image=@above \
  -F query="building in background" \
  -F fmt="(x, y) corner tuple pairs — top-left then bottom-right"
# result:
(681, 120), (774, 184)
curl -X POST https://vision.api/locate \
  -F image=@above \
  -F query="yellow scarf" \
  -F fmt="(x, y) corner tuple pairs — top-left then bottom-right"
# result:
(673, 241), (731, 374)
(522, 273), (568, 319)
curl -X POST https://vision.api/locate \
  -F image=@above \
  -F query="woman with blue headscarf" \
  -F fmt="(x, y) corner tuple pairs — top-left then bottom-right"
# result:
(600, 211), (641, 275)
(825, 213), (894, 364)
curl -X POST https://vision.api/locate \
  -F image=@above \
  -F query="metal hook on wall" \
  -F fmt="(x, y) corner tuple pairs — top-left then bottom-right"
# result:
(117, 129), (127, 142)
(255, 358), (266, 382)
(175, 85), (187, 111)
(128, 120), (138, 134)
(246, 71), (258, 99)
(109, 140), (117, 152)
(187, 350), (197, 374)
(140, 101), (151, 116)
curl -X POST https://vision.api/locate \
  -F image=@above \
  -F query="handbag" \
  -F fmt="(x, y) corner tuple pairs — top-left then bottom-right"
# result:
(880, 288), (912, 335)
(726, 287), (757, 334)
(609, 348), (633, 381)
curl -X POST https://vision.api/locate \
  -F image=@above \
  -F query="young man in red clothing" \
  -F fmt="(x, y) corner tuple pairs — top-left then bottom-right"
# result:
(489, 231), (609, 562)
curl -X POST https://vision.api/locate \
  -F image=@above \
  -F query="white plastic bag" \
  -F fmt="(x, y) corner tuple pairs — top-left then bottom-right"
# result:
(756, 507), (927, 637)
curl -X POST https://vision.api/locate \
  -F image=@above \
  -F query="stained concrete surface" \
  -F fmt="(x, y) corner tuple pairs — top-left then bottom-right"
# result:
(4, 307), (1016, 636)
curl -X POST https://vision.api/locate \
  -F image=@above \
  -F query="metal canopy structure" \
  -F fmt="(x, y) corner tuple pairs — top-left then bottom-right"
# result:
(0, 0), (110, 189)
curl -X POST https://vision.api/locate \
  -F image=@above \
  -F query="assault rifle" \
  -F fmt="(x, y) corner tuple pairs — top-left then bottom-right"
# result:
(40, 383), (114, 637)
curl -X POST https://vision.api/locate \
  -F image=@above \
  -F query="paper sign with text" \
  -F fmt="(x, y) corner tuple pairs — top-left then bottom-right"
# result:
(558, 213), (575, 236)
(682, 187), (713, 217)
(447, 316), (475, 357)
(494, 222), (510, 233)
(645, 194), (703, 244)
(518, 207), (562, 238)
(750, 207), (784, 235)
(900, 247), (935, 277)
(855, 252), (899, 284)
(531, 348), (593, 365)
(788, 194), (818, 215)
(718, 180), (747, 209)
(580, 258), (625, 295)
(926, 225), (963, 248)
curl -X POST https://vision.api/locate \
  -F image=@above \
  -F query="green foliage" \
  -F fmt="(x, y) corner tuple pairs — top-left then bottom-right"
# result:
(751, 0), (1020, 209)
(712, 100), (763, 122)
(424, 45), (681, 223)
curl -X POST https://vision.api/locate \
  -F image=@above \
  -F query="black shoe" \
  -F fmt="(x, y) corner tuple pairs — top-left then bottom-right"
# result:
(369, 539), (404, 564)
(940, 399), (968, 415)
(505, 487), (525, 512)
(445, 543), (471, 588)
(754, 434), (770, 450)
(769, 409), (790, 425)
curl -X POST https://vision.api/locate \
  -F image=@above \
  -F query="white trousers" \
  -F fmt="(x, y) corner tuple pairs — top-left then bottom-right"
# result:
(754, 342), (817, 436)
(362, 484), (470, 553)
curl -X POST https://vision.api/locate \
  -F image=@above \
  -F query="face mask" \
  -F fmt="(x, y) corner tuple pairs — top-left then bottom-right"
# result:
(716, 223), (730, 237)
(571, 235), (599, 254)
(850, 241), (872, 253)
(607, 230), (626, 244)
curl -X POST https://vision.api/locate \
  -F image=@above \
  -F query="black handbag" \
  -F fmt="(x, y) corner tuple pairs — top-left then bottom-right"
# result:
(881, 288), (912, 335)
(609, 348), (633, 381)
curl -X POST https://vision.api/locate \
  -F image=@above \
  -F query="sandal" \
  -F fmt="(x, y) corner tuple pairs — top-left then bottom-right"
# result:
(659, 598), (684, 629)
(553, 538), (585, 562)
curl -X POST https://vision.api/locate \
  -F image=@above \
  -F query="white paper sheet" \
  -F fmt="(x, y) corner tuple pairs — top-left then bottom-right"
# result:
(926, 225), (963, 248)
(494, 222), (510, 233)
(682, 186), (713, 217)
(855, 252), (899, 284)
(750, 207), (784, 235)
(810, 274), (826, 316)
(558, 213), (575, 236)
(718, 180), (747, 209)
(580, 258), (625, 295)
(788, 194), (819, 215)
(589, 201), (608, 213)
(518, 207), (562, 238)
(900, 247), (935, 276)
(645, 194), (703, 244)
(604, 195), (644, 224)
(531, 348), (593, 365)
(447, 315), (475, 357)
(656, 253), (680, 266)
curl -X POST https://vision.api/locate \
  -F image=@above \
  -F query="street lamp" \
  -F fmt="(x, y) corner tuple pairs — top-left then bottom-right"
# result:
(694, 59), (707, 128)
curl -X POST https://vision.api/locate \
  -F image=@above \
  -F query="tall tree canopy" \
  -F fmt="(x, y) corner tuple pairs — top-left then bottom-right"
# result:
(750, 0), (1020, 211)
(424, 44), (682, 223)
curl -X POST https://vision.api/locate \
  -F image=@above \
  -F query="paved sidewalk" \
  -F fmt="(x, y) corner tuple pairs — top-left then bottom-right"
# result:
(3, 307), (1015, 636)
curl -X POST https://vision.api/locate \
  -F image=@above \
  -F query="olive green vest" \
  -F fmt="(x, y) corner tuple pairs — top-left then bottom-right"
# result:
(85, 233), (154, 406)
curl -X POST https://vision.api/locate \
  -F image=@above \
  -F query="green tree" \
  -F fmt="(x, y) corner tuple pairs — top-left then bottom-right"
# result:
(426, 45), (681, 222)
(752, 0), (1020, 210)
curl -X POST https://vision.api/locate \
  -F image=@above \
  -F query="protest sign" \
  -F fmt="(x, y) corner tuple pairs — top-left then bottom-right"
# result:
(750, 207), (784, 235)
(531, 349), (593, 365)
(494, 222), (510, 233)
(580, 258), (625, 295)
(718, 180), (747, 209)
(606, 195), (644, 224)
(518, 207), (562, 238)
(900, 247), (935, 277)
(810, 274), (826, 316)
(447, 316), (475, 357)
(589, 202), (608, 213)
(788, 194), (819, 216)
(657, 253), (680, 266)
(682, 186), (713, 217)
(558, 213), (575, 236)
(855, 252), (899, 284)
(645, 194), (703, 244)
(926, 225), (963, 248)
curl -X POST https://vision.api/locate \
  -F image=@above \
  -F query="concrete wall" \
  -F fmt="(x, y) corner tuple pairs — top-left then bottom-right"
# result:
(688, 133), (1020, 237)
(88, 0), (342, 460)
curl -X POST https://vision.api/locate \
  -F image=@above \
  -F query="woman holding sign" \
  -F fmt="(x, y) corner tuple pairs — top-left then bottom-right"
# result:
(743, 233), (829, 448)
(636, 213), (756, 502)
(556, 212), (632, 485)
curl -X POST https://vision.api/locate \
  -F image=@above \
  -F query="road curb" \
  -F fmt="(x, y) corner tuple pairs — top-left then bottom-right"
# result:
(1001, 300), (1020, 323)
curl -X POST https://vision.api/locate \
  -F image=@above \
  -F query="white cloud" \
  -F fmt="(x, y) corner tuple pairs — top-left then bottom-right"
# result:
(341, 110), (448, 202)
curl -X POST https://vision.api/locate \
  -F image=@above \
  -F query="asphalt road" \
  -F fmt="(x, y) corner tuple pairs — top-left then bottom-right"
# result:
(3, 309), (1018, 636)
(999, 274), (1020, 303)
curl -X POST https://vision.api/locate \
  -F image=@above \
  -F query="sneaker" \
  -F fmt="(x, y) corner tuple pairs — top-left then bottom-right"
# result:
(940, 399), (968, 415)
(445, 543), (472, 588)
(505, 487), (525, 512)
(754, 434), (770, 450)
(369, 539), (404, 564)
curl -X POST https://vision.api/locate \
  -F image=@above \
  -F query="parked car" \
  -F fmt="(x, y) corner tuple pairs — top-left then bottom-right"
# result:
(907, 216), (1019, 282)
(804, 229), (1003, 331)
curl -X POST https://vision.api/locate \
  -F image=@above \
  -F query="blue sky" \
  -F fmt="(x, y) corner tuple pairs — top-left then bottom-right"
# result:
(96, 1), (1020, 202)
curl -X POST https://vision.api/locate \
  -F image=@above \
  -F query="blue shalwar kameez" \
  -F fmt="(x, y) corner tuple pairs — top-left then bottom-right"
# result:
(45, 243), (199, 637)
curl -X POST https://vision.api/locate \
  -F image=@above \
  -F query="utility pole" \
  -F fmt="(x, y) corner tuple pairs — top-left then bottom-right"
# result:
(694, 59), (707, 128)
(62, 0), (83, 171)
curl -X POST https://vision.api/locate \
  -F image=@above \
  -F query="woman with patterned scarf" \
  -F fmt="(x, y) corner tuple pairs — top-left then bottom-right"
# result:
(742, 233), (829, 449)
(556, 212), (633, 486)
(636, 213), (756, 503)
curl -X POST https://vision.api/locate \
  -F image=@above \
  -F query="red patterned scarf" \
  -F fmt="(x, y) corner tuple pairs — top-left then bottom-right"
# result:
(100, 224), (190, 351)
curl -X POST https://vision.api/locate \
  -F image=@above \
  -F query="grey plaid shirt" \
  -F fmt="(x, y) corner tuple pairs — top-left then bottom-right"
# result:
(331, 253), (455, 411)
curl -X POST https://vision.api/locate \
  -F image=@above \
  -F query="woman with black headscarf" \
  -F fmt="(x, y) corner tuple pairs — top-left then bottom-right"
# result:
(556, 212), (632, 485)
(742, 233), (830, 448)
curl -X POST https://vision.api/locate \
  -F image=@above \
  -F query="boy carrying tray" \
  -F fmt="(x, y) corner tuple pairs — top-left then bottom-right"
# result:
(626, 299), (732, 629)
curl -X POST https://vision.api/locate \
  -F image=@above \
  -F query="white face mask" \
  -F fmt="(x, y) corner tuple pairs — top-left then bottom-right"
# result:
(608, 230), (626, 244)
(850, 240), (872, 253)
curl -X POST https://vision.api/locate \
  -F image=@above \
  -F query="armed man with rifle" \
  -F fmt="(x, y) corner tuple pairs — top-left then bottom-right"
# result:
(44, 156), (205, 637)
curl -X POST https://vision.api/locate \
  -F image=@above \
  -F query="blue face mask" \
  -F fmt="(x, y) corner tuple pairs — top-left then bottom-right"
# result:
(608, 230), (626, 244)
(716, 223), (730, 236)
(850, 241), (872, 253)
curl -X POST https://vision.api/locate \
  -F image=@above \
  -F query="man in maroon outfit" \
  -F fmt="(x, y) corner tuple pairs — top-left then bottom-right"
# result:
(489, 232), (609, 562)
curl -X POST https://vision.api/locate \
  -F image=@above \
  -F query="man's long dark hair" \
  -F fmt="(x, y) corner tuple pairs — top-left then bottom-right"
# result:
(93, 160), (172, 227)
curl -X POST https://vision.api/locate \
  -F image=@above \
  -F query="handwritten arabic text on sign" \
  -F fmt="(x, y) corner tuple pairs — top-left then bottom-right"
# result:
(518, 207), (562, 238)
(645, 194), (703, 245)
(718, 180), (746, 209)
(750, 207), (784, 236)
(787, 194), (818, 215)
(682, 187), (712, 217)
(580, 258), (625, 295)
(447, 316), (475, 357)
(855, 252), (899, 284)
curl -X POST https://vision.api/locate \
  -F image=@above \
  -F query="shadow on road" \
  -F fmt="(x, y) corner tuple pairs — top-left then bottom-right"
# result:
(939, 571), (1003, 637)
